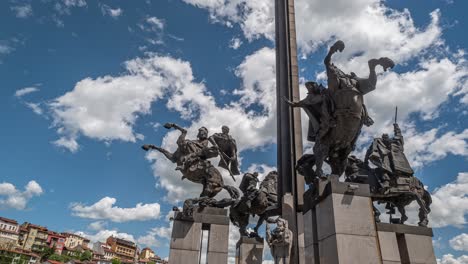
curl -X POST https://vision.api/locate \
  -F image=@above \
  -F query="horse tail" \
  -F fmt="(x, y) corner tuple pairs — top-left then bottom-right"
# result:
(223, 185), (240, 200)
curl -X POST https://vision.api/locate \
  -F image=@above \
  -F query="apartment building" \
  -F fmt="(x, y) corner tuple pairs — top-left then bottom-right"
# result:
(0, 217), (19, 246)
(19, 222), (49, 253)
(106, 236), (137, 262)
(61, 232), (90, 249)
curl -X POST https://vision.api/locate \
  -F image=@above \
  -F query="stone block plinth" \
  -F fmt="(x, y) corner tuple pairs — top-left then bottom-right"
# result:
(303, 177), (437, 264)
(236, 236), (264, 264)
(169, 207), (230, 264)
(303, 178), (381, 264)
(377, 223), (436, 264)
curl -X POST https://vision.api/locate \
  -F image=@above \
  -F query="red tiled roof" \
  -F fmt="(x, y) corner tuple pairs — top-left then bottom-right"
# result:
(45, 260), (64, 264)
(0, 217), (18, 224)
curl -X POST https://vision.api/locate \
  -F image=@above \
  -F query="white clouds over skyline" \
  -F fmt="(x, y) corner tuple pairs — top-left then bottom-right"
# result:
(0, 180), (43, 210)
(70, 196), (161, 222)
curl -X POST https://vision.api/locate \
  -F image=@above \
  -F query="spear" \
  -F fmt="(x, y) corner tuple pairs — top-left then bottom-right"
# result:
(394, 106), (398, 124)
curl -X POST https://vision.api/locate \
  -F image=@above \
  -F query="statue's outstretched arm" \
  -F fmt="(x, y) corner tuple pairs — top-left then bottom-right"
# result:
(358, 57), (394, 95)
(324, 40), (344, 91)
(393, 123), (404, 147)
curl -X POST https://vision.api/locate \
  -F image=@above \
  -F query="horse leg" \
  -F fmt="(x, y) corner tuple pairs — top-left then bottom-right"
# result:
(313, 141), (328, 178)
(397, 205), (408, 224)
(373, 204), (381, 223)
(415, 196), (429, 227)
(254, 214), (266, 234)
(154, 147), (177, 163)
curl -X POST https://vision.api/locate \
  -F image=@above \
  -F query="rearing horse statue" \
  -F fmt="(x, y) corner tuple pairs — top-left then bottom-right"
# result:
(288, 40), (395, 179)
(142, 123), (239, 202)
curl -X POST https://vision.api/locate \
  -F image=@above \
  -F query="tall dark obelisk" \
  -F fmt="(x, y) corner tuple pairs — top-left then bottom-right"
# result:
(275, 0), (305, 263)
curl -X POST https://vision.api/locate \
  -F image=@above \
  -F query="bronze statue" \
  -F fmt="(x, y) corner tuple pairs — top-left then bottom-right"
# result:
(344, 121), (432, 227)
(229, 171), (279, 237)
(266, 217), (293, 263)
(142, 123), (240, 208)
(365, 122), (414, 193)
(209, 125), (240, 177)
(288, 40), (394, 179)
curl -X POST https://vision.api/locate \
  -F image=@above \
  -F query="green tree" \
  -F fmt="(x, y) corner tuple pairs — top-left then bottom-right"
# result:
(148, 261), (156, 264)
(40, 246), (56, 261)
(111, 258), (122, 264)
(80, 250), (93, 261)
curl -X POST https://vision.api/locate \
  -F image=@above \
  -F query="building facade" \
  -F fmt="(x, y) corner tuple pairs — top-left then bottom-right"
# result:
(46, 231), (66, 254)
(19, 223), (49, 253)
(0, 217), (19, 247)
(61, 232), (90, 249)
(140, 247), (155, 260)
(106, 236), (137, 263)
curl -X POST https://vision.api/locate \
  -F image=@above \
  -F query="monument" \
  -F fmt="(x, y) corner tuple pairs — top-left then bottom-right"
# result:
(141, 0), (438, 263)
(290, 40), (436, 263)
(142, 124), (241, 264)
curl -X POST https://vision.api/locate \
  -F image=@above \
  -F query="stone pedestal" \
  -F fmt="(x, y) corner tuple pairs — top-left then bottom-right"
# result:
(236, 236), (264, 264)
(303, 178), (437, 264)
(304, 178), (380, 264)
(377, 223), (436, 264)
(169, 207), (230, 264)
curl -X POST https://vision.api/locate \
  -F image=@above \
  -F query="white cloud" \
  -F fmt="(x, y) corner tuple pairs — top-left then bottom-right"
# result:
(70, 197), (161, 222)
(48, 56), (173, 151)
(146, 17), (165, 31)
(101, 4), (122, 19)
(15, 87), (40, 97)
(54, 0), (87, 15)
(438, 254), (468, 264)
(450, 233), (468, 251)
(0, 180), (43, 210)
(11, 5), (33, 18)
(87, 221), (107, 231)
(0, 43), (13, 55)
(402, 128), (468, 169)
(76, 229), (135, 244)
(53, 137), (79, 152)
(229, 37), (242, 49)
(430, 172), (468, 228)
(182, 0), (274, 41)
(25, 103), (43, 115)
(362, 56), (468, 134)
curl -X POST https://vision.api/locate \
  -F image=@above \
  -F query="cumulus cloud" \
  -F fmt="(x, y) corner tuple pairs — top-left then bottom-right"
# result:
(11, 5), (33, 18)
(100, 4), (122, 19)
(145, 17), (165, 31)
(70, 197), (161, 222)
(182, 0), (274, 40)
(0, 43), (13, 55)
(48, 55), (174, 151)
(0, 180), (43, 210)
(25, 102), (44, 116)
(87, 221), (107, 231)
(229, 37), (243, 49)
(450, 233), (468, 251)
(76, 229), (135, 244)
(15, 87), (40, 97)
(430, 172), (468, 228)
(438, 254), (468, 264)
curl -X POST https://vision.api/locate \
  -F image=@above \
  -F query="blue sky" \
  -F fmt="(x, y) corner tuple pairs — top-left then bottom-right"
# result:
(0, 0), (467, 263)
